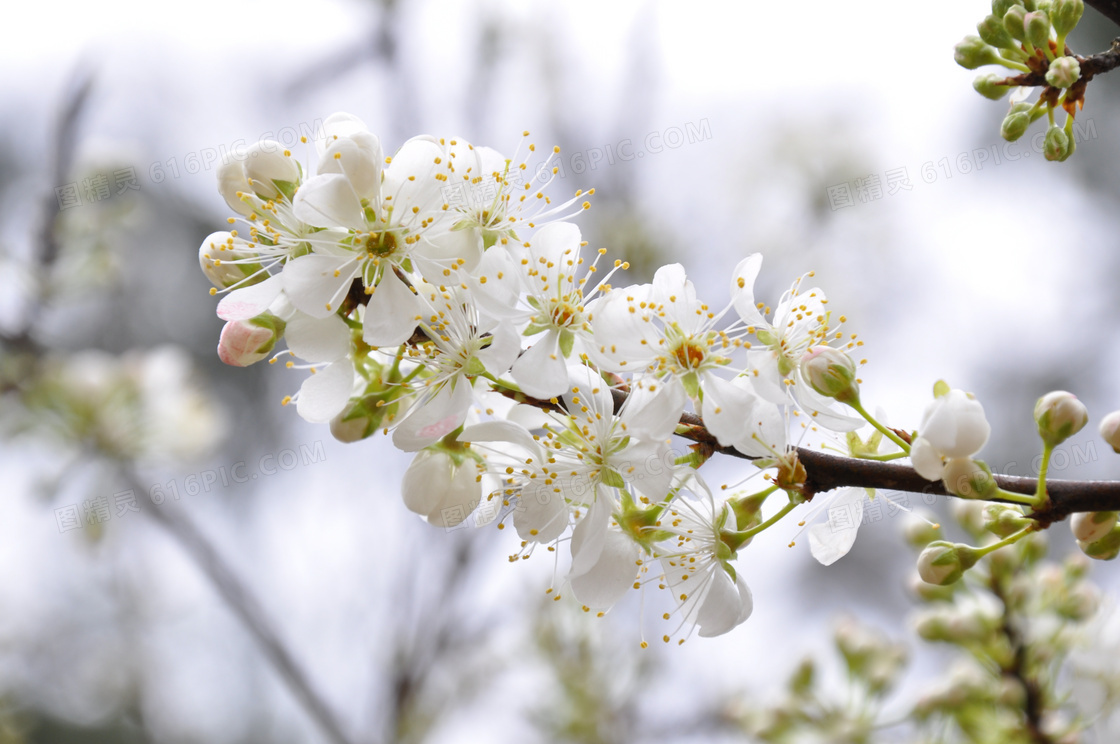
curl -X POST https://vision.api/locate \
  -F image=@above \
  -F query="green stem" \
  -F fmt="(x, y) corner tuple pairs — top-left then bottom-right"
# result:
(995, 57), (1033, 73)
(848, 401), (911, 454)
(974, 523), (1038, 558)
(855, 451), (909, 462)
(991, 488), (1039, 506)
(736, 498), (799, 541)
(1034, 442), (1053, 507)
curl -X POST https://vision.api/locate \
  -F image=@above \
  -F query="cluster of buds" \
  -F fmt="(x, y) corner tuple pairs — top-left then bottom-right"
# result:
(907, 504), (1099, 742)
(956, 0), (1086, 161)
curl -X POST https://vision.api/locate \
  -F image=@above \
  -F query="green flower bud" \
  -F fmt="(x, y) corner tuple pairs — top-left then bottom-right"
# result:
(1077, 525), (1120, 560)
(954, 35), (1003, 69)
(1043, 125), (1073, 161)
(329, 389), (399, 443)
(913, 608), (950, 641)
(1100, 410), (1120, 453)
(1045, 56), (1081, 88)
(1058, 582), (1099, 620)
(800, 346), (860, 404)
(1024, 10), (1052, 49)
(789, 658), (815, 697)
(951, 499), (988, 539)
(1035, 390), (1088, 446)
(993, 0), (1019, 16)
(984, 504), (1031, 537)
(1075, 528), (1120, 558)
(1070, 511), (1117, 543)
(1051, 0), (1084, 36)
(909, 572), (957, 602)
(918, 541), (980, 585)
(1021, 530), (1049, 563)
(978, 14), (1017, 48)
(1001, 110), (1032, 141)
(1003, 5), (1030, 42)
(974, 73), (1012, 100)
(942, 457), (998, 499)
(1064, 552), (1091, 580)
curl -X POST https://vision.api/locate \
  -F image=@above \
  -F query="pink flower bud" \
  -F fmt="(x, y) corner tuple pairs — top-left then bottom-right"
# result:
(217, 314), (284, 367)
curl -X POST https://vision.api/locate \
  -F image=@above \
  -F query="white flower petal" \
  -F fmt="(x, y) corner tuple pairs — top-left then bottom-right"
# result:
(569, 493), (612, 578)
(286, 312), (351, 362)
(700, 373), (755, 447)
(569, 530), (640, 610)
(511, 331), (569, 398)
(392, 379), (474, 452)
(622, 379), (686, 442)
(911, 437), (945, 481)
(216, 274), (284, 321)
(475, 322), (521, 379)
(317, 131), (382, 202)
(808, 489), (864, 566)
(730, 254), (766, 327)
(281, 253), (357, 318)
(514, 478), (570, 544)
(296, 360), (355, 423)
(696, 568), (753, 637)
(363, 270), (423, 347)
(292, 173), (367, 231)
(459, 419), (541, 456)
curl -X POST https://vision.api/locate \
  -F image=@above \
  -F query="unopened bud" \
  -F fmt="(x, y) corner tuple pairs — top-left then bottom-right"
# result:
(993, 0), (1019, 16)
(984, 504), (1031, 537)
(330, 396), (382, 443)
(955, 36), (1003, 69)
(1001, 109), (1032, 141)
(1059, 582), (1099, 620)
(918, 541), (980, 585)
(942, 457), (998, 499)
(800, 346), (860, 404)
(1003, 5), (1029, 41)
(1070, 511), (1117, 543)
(1077, 524), (1120, 560)
(1100, 410), (1120, 453)
(978, 14), (1017, 48)
(1051, 0), (1084, 36)
(974, 73), (1012, 100)
(909, 572), (957, 601)
(1035, 390), (1088, 446)
(1043, 125), (1073, 161)
(1045, 56), (1081, 88)
(1024, 10), (1052, 49)
(217, 314), (285, 367)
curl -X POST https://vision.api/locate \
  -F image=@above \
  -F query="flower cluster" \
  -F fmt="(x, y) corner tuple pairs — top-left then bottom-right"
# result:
(198, 112), (875, 640)
(955, 0), (1086, 161)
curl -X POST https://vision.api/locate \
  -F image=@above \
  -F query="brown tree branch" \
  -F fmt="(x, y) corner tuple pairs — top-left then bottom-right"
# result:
(1088, 0), (1120, 29)
(497, 387), (1120, 526)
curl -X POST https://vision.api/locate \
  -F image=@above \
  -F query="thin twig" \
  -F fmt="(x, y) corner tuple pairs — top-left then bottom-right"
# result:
(138, 488), (363, 744)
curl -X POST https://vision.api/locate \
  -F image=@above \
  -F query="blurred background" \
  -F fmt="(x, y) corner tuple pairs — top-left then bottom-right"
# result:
(3, 0), (1120, 741)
